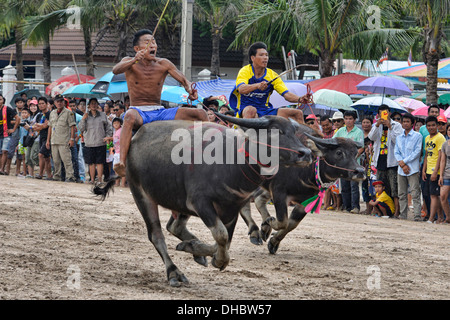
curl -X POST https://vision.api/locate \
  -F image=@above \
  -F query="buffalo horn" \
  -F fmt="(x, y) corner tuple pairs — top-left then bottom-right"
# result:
(214, 112), (271, 129)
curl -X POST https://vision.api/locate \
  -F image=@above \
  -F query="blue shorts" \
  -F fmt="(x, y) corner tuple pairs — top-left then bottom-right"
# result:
(444, 179), (450, 186)
(130, 106), (179, 124)
(239, 105), (278, 118)
(0, 136), (11, 151)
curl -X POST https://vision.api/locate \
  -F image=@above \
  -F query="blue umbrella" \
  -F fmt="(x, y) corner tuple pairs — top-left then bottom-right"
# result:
(91, 72), (128, 95)
(62, 83), (111, 99)
(161, 85), (202, 105)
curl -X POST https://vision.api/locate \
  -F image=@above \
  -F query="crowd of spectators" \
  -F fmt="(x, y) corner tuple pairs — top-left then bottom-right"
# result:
(0, 92), (126, 188)
(309, 105), (450, 224)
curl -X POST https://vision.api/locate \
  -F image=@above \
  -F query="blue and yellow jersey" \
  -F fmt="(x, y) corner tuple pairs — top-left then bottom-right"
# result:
(229, 64), (289, 116)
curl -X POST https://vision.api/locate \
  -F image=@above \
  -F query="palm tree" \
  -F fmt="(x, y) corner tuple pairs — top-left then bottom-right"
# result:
(194, 0), (246, 76)
(233, 0), (415, 78)
(23, 0), (106, 77)
(0, 0), (40, 90)
(403, 0), (450, 105)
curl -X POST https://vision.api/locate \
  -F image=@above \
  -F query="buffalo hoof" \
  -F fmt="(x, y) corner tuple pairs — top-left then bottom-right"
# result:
(250, 235), (263, 246)
(211, 254), (229, 271)
(267, 238), (279, 255)
(193, 255), (208, 267)
(260, 220), (273, 242)
(168, 270), (189, 287)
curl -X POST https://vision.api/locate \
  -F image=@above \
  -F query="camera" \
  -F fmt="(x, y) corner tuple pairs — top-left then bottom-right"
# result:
(19, 120), (30, 127)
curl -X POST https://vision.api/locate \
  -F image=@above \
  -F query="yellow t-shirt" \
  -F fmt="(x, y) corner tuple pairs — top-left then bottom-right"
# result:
(231, 64), (289, 115)
(376, 191), (395, 214)
(425, 133), (446, 175)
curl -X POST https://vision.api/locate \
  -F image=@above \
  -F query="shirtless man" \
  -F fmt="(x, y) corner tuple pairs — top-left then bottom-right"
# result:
(112, 29), (208, 177)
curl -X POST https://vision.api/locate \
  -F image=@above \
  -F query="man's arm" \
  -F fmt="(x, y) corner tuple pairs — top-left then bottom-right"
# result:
(112, 49), (145, 74)
(166, 60), (198, 100)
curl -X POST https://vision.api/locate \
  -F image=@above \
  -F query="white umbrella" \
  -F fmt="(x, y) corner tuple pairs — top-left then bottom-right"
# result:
(351, 96), (408, 113)
(269, 82), (308, 108)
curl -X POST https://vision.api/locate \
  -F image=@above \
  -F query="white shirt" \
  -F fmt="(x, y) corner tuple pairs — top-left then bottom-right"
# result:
(368, 120), (403, 169)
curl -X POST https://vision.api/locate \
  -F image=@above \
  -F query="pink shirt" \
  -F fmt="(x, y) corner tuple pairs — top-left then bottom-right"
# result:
(113, 127), (121, 154)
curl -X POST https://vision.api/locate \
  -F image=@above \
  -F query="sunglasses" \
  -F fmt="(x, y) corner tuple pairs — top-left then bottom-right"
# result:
(393, 117), (401, 121)
(113, 109), (119, 112)
(306, 121), (315, 125)
(438, 122), (447, 125)
(332, 119), (343, 123)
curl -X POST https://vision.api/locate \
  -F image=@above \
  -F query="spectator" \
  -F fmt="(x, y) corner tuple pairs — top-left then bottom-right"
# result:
(445, 123), (450, 140)
(394, 113), (422, 221)
(23, 100), (40, 178)
(207, 109), (217, 122)
(415, 118), (424, 132)
(68, 99), (83, 182)
(4, 98), (26, 175)
(46, 94), (77, 182)
(419, 105), (441, 220)
(34, 97), (52, 180)
(368, 105), (403, 217)
(437, 115), (447, 136)
(77, 98), (86, 114)
(110, 117), (126, 187)
(331, 111), (345, 134)
(438, 130), (450, 224)
(203, 96), (220, 112)
(115, 103), (126, 120)
(305, 114), (323, 137)
(124, 95), (130, 110)
(320, 115), (334, 138)
(422, 116), (446, 223)
(79, 98), (113, 183)
(219, 105), (230, 114)
(369, 180), (395, 218)
(17, 107), (31, 176)
(391, 111), (402, 123)
(333, 110), (364, 213)
(0, 94), (20, 175)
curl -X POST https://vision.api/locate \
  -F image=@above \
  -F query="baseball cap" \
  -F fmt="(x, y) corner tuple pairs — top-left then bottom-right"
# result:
(54, 94), (64, 101)
(437, 115), (447, 123)
(331, 111), (344, 120)
(372, 180), (384, 186)
(29, 99), (38, 105)
(306, 114), (317, 120)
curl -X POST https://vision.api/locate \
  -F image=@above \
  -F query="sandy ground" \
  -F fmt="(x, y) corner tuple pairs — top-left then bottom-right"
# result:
(1, 174), (449, 300)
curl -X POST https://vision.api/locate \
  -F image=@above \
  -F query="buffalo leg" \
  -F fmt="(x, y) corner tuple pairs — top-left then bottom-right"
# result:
(130, 184), (188, 287)
(166, 213), (208, 266)
(254, 190), (273, 241)
(176, 200), (231, 271)
(239, 201), (263, 245)
(268, 205), (307, 254)
(265, 195), (289, 232)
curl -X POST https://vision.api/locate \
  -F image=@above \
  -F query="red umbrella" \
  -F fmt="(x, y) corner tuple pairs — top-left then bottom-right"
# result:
(308, 72), (372, 95)
(45, 74), (96, 97)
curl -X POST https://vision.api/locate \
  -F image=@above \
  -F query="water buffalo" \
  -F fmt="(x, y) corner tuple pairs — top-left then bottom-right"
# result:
(93, 114), (313, 287)
(240, 131), (365, 254)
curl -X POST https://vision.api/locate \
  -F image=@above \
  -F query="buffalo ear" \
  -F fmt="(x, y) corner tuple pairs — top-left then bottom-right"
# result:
(303, 132), (340, 150)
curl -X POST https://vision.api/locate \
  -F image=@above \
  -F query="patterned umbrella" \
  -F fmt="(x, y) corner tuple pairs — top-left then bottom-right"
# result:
(394, 97), (427, 111)
(45, 74), (95, 97)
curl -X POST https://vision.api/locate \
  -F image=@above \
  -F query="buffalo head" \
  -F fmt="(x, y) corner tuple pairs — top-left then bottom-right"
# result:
(214, 113), (313, 167)
(303, 133), (365, 181)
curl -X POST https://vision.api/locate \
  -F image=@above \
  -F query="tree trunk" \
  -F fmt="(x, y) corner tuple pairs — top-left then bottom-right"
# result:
(15, 27), (24, 91)
(210, 26), (221, 77)
(318, 50), (336, 78)
(42, 35), (51, 92)
(83, 27), (95, 77)
(423, 27), (442, 105)
(425, 50), (439, 105)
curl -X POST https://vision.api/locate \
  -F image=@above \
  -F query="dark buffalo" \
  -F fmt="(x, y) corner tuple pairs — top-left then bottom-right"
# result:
(93, 114), (313, 287)
(240, 130), (365, 254)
